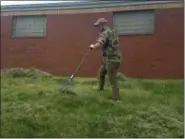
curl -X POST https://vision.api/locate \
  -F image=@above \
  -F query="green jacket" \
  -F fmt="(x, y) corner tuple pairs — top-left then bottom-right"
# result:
(97, 28), (122, 63)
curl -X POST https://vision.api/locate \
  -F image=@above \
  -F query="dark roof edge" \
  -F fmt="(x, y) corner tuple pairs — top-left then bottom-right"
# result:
(1, 1), (183, 12)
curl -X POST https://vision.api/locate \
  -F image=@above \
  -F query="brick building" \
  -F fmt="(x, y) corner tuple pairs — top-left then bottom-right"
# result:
(1, 1), (184, 78)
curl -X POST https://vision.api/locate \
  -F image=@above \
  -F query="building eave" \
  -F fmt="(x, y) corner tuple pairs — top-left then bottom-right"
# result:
(1, 1), (182, 12)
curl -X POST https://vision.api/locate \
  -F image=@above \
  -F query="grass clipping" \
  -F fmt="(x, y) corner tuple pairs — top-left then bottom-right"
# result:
(1, 68), (52, 78)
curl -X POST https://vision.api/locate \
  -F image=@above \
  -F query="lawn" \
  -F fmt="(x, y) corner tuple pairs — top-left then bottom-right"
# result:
(1, 69), (184, 138)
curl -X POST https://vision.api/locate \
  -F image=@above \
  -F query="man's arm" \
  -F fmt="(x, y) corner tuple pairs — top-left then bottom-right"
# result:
(90, 31), (108, 49)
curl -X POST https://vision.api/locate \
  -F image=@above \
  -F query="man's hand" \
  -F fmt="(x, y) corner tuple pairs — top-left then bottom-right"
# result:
(89, 44), (95, 49)
(89, 42), (103, 50)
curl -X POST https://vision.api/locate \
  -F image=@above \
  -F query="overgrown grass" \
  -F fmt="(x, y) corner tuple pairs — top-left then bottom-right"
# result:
(1, 69), (184, 138)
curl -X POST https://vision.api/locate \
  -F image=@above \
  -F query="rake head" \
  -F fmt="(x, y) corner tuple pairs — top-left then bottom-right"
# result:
(57, 75), (77, 95)
(56, 49), (92, 95)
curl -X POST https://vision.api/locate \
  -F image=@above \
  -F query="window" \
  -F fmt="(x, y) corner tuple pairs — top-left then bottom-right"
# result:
(12, 15), (47, 37)
(113, 10), (155, 35)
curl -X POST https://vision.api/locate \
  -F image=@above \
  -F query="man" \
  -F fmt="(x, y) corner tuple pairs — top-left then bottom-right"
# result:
(89, 18), (122, 101)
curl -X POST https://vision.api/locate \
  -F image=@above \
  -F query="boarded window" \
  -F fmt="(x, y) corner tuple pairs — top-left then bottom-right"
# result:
(12, 15), (47, 37)
(113, 10), (154, 35)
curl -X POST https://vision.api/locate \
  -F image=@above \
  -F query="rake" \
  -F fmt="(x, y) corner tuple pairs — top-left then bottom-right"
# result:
(58, 48), (92, 95)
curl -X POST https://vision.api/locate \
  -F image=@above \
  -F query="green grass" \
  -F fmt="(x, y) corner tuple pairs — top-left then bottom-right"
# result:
(1, 75), (184, 138)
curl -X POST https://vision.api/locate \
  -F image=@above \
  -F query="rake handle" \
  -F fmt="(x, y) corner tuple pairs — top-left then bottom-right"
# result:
(70, 48), (92, 80)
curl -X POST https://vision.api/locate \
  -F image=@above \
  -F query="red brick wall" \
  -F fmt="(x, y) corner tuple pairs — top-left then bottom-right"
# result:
(120, 8), (184, 78)
(1, 12), (112, 77)
(1, 8), (184, 78)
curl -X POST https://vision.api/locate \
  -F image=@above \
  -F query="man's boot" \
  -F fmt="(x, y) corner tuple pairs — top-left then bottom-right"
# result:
(111, 87), (121, 101)
(97, 75), (105, 92)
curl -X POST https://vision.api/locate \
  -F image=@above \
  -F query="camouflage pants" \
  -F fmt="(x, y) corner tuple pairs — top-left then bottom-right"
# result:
(98, 62), (121, 100)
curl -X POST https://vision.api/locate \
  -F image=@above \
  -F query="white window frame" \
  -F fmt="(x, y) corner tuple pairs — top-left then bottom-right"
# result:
(113, 10), (155, 36)
(12, 15), (47, 37)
